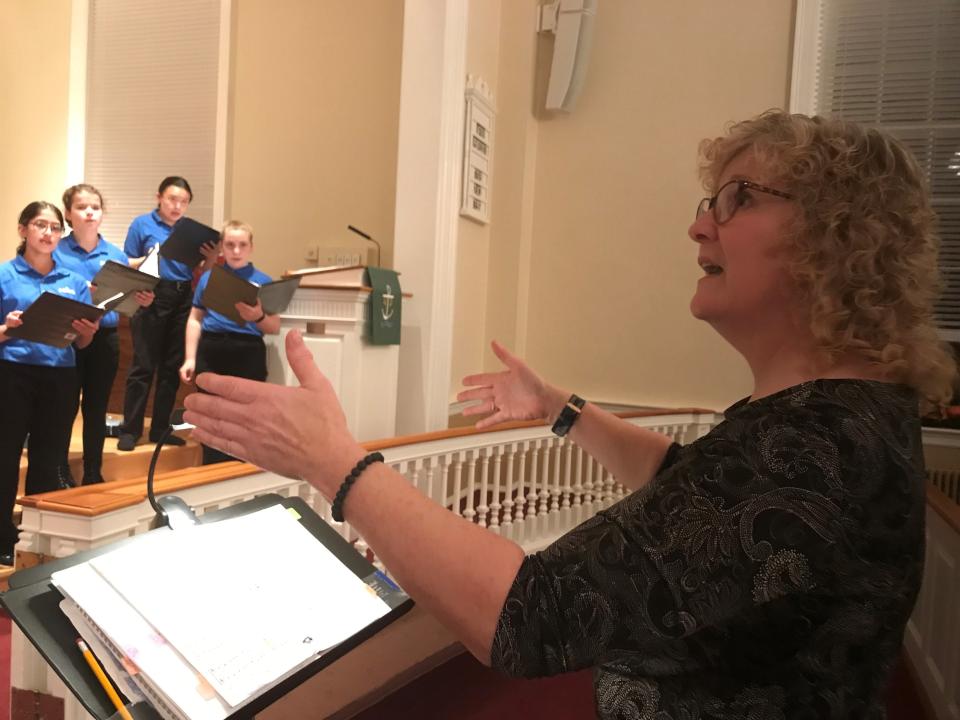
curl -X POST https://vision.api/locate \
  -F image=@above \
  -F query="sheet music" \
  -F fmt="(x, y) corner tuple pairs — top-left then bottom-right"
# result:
(87, 505), (391, 707)
(53, 560), (231, 720)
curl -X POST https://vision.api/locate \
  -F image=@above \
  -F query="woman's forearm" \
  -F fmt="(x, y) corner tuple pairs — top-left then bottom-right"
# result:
(312, 461), (524, 664)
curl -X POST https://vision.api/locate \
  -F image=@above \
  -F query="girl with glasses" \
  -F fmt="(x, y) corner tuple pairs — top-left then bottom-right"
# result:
(184, 111), (954, 718)
(54, 184), (156, 485)
(0, 202), (99, 566)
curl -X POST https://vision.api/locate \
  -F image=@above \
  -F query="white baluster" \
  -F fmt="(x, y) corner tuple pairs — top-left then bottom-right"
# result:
(514, 440), (528, 543)
(537, 439), (551, 538)
(489, 445), (504, 535)
(560, 440), (573, 528)
(602, 466), (615, 509)
(464, 451), (478, 525)
(583, 453), (595, 516)
(501, 443), (517, 539)
(549, 438), (562, 534)
(451, 451), (465, 517)
(477, 447), (491, 529)
(572, 444), (584, 524)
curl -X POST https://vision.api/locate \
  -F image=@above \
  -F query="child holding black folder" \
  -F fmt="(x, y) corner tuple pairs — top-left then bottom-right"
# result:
(54, 184), (156, 485)
(180, 221), (280, 464)
(117, 177), (218, 451)
(0, 202), (99, 566)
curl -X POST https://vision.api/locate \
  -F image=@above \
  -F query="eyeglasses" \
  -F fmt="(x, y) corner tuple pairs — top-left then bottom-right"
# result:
(696, 179), (794, 225)
(29, 220), (64, 235)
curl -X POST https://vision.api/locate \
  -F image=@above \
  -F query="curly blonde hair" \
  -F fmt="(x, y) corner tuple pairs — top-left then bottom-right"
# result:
(699, 110), (956, 410)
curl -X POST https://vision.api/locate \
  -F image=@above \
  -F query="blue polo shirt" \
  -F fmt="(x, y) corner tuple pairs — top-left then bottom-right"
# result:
(123, 209), (193, 282)
(193, 263), (272, 336)
(0, 255), (93, 367)
(54, 232), (129, 328)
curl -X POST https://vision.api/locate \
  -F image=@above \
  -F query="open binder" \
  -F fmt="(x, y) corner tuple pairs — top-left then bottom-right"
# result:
(91, 261), (161, 316)
(4, 292), (105, 348)
(160, 218), (221, 267)
(1, 494), (413, 720)
(200, 265), (300, 325)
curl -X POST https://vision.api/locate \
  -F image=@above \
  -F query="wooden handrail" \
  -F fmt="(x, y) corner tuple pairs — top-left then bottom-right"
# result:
(364, 407), (716, 451)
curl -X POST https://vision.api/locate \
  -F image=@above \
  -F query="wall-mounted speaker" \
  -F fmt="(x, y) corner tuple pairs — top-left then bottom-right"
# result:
(537, 0), (597, 112)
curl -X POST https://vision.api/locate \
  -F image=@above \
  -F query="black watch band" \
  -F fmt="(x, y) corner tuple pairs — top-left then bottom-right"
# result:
(551, 394), (586, 437)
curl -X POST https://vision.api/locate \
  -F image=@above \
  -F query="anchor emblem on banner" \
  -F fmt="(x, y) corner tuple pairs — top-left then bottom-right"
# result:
(381, 284), (395, 321)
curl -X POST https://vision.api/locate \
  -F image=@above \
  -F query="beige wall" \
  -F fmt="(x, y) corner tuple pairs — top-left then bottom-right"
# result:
(461, 0), (795, 411)
(226, 0), (403, 277)
(0, 0), (73, 256)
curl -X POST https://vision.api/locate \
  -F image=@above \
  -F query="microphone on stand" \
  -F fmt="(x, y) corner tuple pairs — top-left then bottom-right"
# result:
(347, 225), (382, 268)
(147, 408), (198, 530)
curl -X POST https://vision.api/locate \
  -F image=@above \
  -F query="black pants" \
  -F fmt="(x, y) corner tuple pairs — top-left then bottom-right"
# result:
(195, 331), (267, 465)
(0, 361), (79, 552)
(74, 327), (119, 478)
(121, 280), (192, 439)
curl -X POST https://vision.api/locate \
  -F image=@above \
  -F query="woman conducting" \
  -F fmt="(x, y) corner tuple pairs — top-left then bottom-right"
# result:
(183, 111), (954, 717)
(179, 220), (280, 465)
(54, 184), (155, 485)
(0, 202), (99, 566)
(117, 176), (218, 451)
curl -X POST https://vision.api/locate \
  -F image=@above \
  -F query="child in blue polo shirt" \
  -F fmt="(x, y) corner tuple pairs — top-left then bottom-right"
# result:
(0, 201), (99, 566)
(117, 176), (218, 451)
(180, 220), (280, 464)
(54, 184), (156, 485)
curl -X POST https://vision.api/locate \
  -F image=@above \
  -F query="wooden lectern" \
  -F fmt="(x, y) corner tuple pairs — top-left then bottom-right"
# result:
(266, 267), (402, 442)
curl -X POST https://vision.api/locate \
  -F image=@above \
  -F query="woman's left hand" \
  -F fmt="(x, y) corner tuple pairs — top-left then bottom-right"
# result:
(183, 330), (365, 494)
(235, 299), (264, 323)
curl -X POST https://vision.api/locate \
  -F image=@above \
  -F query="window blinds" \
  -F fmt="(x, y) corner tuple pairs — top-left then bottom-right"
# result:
(84, 0), (221, 249)
(813, 0), (960, 333)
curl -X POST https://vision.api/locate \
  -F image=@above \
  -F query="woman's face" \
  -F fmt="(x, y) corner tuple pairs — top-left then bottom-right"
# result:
(18, 208), (64, 256)
(156, 185), (191, 225)
(221, 228), (253, 269)
(65, 190), (103, 232)
(687, 151), (799, 336)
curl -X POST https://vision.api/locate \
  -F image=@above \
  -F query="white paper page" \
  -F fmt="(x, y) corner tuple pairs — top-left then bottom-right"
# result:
(59, 598), (149, 708)
(140, 244), (160, 277)
(53, 561), (231, 720)
(89, 505), (391, 707)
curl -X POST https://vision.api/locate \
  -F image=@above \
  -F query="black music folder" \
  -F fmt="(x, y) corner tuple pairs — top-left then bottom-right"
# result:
(200, 264), (300, 324)
(91, 261), (161, 316)
(1, 494), (414, 720)
(4, 292), (105, 348)
(159, 218), (220, 267)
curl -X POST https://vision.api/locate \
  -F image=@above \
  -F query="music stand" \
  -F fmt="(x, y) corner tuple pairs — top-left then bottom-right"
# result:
(1, 494), (413, 719)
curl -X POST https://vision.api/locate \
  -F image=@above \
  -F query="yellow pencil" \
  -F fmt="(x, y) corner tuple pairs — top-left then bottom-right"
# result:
(76, 638), (134, 720)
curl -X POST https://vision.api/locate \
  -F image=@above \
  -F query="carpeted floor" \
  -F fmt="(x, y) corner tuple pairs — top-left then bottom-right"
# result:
(0, 612), (927, 720)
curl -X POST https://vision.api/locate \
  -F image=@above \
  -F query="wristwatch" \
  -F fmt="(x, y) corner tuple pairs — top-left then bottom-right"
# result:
(551, 394), (586, 437)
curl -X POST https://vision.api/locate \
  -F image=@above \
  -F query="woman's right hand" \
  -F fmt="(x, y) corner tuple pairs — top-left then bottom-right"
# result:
(180, 359), (196, 384)
(458, 341), (568, 430)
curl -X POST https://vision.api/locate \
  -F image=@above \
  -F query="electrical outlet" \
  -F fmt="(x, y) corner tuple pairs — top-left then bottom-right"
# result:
(305, 245), (319, 262)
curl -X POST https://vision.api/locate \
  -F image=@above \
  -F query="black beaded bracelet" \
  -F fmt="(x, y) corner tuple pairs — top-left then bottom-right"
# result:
(331, 452), (384, 522)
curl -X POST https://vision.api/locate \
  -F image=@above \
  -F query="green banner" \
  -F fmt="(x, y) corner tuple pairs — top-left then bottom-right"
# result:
(365, 267), (402, 345)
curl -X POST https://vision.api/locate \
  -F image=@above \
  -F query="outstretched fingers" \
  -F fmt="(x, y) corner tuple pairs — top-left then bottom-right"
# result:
(195, 371), (263, 405)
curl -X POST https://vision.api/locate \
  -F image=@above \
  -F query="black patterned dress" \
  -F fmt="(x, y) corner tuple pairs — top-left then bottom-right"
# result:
(491, 380), (925, 719)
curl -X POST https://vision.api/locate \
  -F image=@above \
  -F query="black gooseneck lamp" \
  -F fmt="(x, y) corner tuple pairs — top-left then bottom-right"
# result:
(347, 225), (382, 268)
(146, 408), (199, 530)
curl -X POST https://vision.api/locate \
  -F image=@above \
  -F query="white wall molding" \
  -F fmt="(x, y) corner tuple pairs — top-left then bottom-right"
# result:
(66, 0), (89, 185)
(393, 0), (468, 434)
(789, 0), (821, 114)
(212, 0), (232, 225)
